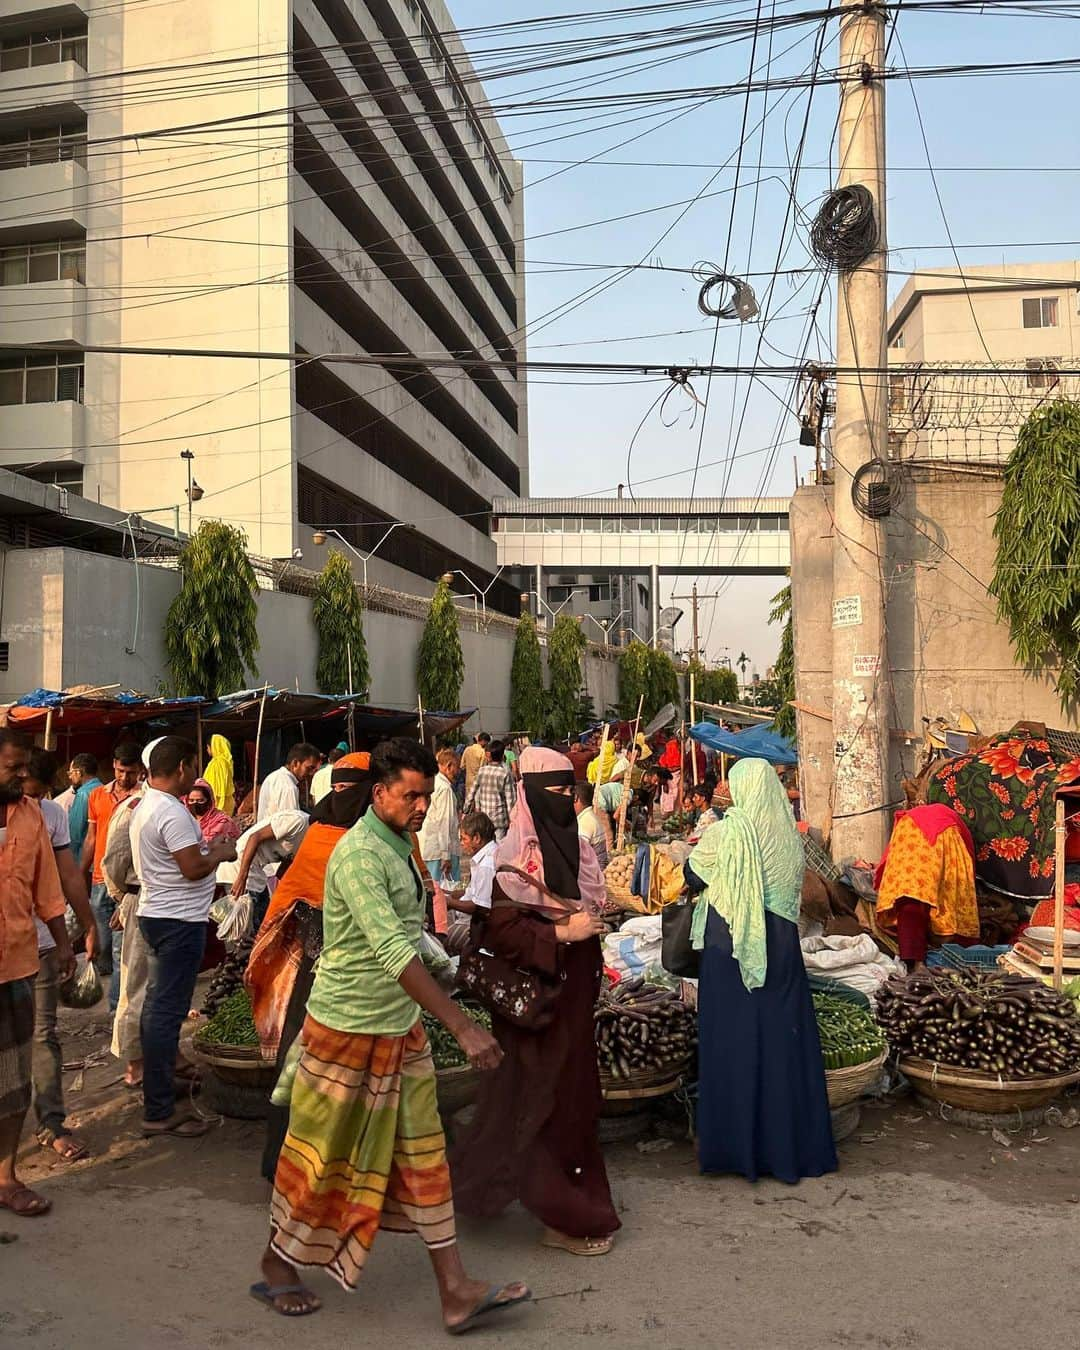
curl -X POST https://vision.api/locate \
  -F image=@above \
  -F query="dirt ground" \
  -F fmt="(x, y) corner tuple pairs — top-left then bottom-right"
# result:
(5, 1003), (1080, 1350)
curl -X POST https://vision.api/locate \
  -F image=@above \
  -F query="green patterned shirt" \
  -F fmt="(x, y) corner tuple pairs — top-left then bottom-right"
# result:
(306, 807), (426, 1035)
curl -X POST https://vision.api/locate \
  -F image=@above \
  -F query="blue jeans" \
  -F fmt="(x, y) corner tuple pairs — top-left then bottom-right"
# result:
(90, 882), (123, 1012)
(138, 917), (207, 1122)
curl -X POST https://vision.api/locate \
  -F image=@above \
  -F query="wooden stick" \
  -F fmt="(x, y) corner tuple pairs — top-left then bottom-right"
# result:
(195, 705), (204, 776)
(252, 684), (269, 809)
(417, 693), (426, 745)
(1054, 794), (1066, 992)
(689, 674), (700, 786)
(44, 706), (54, 752)
(615, 696), (645, 852)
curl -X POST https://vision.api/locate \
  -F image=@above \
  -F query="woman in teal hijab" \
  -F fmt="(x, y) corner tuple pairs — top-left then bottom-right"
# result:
(686, 758), (836, 1183)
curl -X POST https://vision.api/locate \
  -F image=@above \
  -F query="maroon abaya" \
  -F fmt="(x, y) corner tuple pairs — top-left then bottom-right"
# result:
(449, 892), (620, 1240)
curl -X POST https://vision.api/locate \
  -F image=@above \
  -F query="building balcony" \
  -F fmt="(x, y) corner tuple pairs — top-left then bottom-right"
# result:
(0, 1), (86, 25)
(0, 159), (87, 242)
(0, 399), (84, 468)
(0, 278), (85, 345)
(0, 62), (86, 114)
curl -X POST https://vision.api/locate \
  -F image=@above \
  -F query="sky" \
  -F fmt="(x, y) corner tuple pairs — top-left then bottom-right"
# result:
(445, 0), (1080, 674)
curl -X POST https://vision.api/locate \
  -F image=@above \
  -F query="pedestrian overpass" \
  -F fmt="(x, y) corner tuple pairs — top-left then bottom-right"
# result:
(492, 495), (790, 642)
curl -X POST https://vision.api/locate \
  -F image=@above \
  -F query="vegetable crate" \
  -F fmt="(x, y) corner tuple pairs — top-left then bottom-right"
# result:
(926, 944), (1010, 971)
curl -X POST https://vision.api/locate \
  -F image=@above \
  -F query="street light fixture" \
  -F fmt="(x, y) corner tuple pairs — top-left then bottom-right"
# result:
(442, 566), (505, 626)
(521, 587), (589, 624)
(312, 523), (405, 590)
(179, 449), (201, 535)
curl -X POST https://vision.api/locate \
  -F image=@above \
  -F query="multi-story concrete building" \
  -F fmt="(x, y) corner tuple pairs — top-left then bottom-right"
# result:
(0, 0), (527, 608)
(887, 262), (1080, 464)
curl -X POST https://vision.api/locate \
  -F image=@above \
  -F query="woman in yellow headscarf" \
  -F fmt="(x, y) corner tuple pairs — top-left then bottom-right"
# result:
(203, 734), (235, 816)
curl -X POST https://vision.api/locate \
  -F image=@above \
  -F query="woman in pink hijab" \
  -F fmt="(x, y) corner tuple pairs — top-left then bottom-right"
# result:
(450, 747), (620, 1256)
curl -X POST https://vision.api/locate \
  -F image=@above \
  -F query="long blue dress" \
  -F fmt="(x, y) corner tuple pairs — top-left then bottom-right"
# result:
(696, 904), (838, 1183)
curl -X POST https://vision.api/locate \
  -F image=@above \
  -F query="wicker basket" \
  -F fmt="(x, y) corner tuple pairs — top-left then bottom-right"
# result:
(825, 1050), (887, 1108)
(900, 1056), (1080, 1114)
(599, 1060), (689, 1116)
(191, 1040), (277, 1089)
(435, 1063), (484, 1117)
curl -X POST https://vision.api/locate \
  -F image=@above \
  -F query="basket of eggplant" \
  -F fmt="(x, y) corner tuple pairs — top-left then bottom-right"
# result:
(595, 978), (696, 1113)
(875, 967), (1080, 1113)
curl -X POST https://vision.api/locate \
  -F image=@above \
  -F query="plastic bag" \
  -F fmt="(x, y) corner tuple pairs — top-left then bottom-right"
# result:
(419, 929), (451, 975)
(64, 907), (83, 945)
(214, 894), (253, 945)
(58, 954), (103, 1010)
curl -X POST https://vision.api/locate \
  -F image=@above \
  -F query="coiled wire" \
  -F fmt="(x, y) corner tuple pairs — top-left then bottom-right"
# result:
(692, 262), (759, 321)
(810, 184), (878, 272)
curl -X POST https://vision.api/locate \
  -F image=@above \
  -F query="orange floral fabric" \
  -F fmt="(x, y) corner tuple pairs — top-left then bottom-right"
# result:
(875, 815), (980, 940)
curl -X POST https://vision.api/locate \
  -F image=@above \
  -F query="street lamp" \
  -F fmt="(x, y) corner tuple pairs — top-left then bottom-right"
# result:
(443, 566), (504, 626)
(581, 608), (630, 645)
(180, 449), (201, 535)
(521, 587), (589, 624)
(312, 523), (404, 590)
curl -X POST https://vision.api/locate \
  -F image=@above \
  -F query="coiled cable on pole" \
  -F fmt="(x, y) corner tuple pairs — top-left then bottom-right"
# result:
(692, 261), (759, 322)
(810, 184), (878, 272)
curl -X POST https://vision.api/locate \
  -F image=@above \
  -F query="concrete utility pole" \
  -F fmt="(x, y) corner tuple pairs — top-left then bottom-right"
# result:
(671, 583), (701, 662)
(829, 0), (892, 860)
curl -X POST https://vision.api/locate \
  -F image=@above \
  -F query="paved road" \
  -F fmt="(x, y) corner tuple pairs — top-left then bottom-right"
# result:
(4, 1012), (1078, 1348)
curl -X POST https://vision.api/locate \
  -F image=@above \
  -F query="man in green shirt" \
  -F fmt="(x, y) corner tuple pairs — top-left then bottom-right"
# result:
(255, 738), (530, 1334)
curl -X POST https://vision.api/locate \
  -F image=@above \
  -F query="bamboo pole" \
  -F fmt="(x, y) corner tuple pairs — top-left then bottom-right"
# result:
(689, 673), (700, 786)
(418, 694), (426, 745)
(1054, 794), (1066, 992)
(44, 707), (54, 752)
(252, 684), (270, 810)
(615, 695), (645, 853)
(195, 705), (204, 776)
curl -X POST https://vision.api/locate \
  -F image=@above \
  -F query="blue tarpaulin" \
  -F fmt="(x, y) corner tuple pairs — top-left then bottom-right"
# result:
(689, 720), (797, 765)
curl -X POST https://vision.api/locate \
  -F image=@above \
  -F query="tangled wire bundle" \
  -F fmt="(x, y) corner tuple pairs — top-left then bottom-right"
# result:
(693, 262), (759, 321)
(810, 184), (878, 271)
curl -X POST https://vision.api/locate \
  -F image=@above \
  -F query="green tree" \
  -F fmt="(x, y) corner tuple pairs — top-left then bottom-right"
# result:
(617, 640), (651, 719)
(770, 582), (796, 741)
(510, 612), (545, 734)
(417, 578), (464, 711)
(736, 650), (750, 683)
(546, 614), (587, 741)
(991, 399), (1080, 709)
(644, 646), (680, 721)
(312, 549), (369, 696)
(165, 520), (259, 697)
(687, 659), (738, 708)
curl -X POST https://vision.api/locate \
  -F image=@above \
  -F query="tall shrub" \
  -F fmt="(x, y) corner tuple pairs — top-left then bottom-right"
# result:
(313, 549), (368, 695)
(510, 612), (545, 734)
(165, 520), (259, 697)
(417, 577), (465, 711)
(644, 646), (680, 721)
(546, 614), (587, 741)
(617, 639), (651, 718)
(990, 399), (1080, 709)
(770, 582), (796, 740)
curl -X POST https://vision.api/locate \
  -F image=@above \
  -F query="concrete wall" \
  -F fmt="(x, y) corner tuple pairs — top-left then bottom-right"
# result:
(790, 475), (1080, 840)
(0, 546), (620, 735)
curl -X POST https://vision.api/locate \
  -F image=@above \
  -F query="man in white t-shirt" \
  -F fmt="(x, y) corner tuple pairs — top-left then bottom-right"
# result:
(217, 809), (309, 934)
(257, 742), (320, 819)
(24, 750), (98, 1163)
(132, 736), (236, 1138)
(442, 811), (498, 954)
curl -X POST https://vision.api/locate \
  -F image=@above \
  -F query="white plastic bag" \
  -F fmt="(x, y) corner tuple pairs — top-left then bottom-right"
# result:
(58, 954), (103, 1009)
(603, 915), (663, 980)
(215, 894), (253, 945)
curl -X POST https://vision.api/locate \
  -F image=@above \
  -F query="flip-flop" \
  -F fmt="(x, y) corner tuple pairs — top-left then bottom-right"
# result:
(446, 1283), (532, 1336)
(141, 1114), (210, 1138)
(38, 1130), (90, 1162)
(0, 1185), (52, 1218)
(249, 1282), (322, 1317)
(541, 1230), (614, 1257)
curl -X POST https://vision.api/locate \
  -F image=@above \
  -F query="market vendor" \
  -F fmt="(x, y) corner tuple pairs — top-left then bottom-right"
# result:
(874, 803), (980, 970)
(688, 778), (721, 843)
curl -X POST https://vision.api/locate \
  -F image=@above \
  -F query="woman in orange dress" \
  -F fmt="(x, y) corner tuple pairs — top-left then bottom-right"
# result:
(874, 804), (980, 969)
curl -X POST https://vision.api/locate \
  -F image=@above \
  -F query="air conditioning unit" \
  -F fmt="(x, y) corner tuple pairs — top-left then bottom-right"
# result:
(557, 574), (576, 586)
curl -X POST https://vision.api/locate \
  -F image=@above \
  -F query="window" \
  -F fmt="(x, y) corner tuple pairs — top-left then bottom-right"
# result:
(1026, 358), (1060, 391)
(0, 122), (87, 170)
(588, 582), (611, 602)
(547, 585), (573, 604)
(1022, 296), (1059, 329)
(0, 238), (85, 286)
(0, 26), (88, 72)
(0, 352), (84, 405)
(522, 516), (541, 532)
(891, 330), (904, 349)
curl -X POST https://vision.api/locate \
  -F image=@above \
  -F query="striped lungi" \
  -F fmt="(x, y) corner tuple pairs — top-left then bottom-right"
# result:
(270, 1016), (455, 1291)
(0, 977), (35, 1120)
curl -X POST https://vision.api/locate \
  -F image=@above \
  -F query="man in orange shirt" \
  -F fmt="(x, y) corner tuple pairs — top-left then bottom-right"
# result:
(81, 742), (142, 1012)
(0, 728), (73, 1219)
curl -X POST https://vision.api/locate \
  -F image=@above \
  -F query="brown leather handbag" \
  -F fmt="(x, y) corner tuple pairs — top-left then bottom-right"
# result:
(455, 866), (576, 1030)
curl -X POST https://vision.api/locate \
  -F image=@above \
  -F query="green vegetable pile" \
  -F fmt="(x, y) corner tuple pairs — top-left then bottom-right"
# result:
(196, 988), (258, 1048)
(813, 992), (886, 1070)
(422, 1004), (492, 1069)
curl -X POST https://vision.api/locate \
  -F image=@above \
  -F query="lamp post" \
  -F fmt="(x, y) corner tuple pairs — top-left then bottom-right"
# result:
(312, 523), (404, 590)
(180, 448), (201, 536)
(582, 608), (630, 645)
(521, 587), (589, 625)
(444, 565), (504, 626)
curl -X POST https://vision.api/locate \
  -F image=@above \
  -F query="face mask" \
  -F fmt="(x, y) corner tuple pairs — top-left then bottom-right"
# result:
(190, 799), (210, 816)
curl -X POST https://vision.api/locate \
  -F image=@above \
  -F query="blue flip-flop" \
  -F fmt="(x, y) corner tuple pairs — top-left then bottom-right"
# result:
(249, 1281), (321, 1317)
(446, 1284), (532, 1336)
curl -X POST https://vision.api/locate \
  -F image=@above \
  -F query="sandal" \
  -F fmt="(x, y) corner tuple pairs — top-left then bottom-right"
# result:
(446, 1283), (531, 1336)
(541, 1229), (614, 1257)
(250, 1282), (322, 1317)
(38, 1129), (90, 1163)
(141, 1112), (210, 1138)
(0, 1184), (52, 1218)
